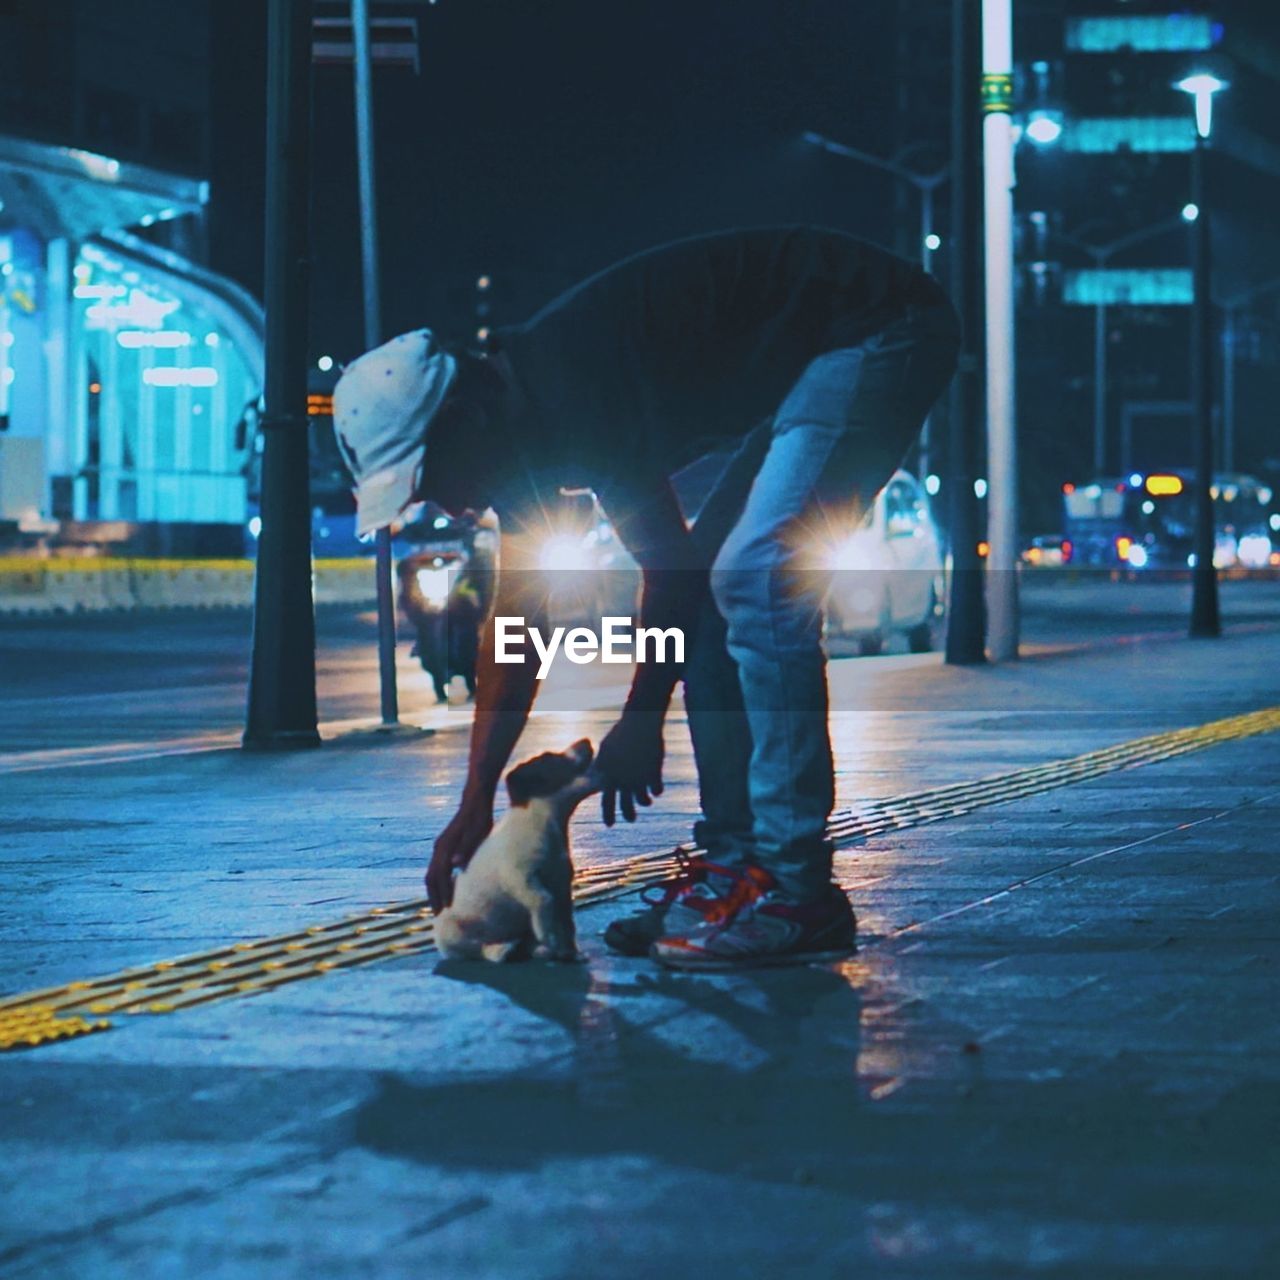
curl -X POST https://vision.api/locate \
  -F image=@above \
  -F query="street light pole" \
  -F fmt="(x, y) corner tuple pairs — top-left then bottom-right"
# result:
(1221, 304), (1236, 473)
(800, 130), (948, 481)
(352, 0), (401, 726)
(982, 0), (1018, 663)
(1177, 72), (1227, 639)
(800, 134), (949, 254)
(1217, 277), (1280, 474)
(1054, 217), (1184, 476)
(1093, 299), (1107, 474)
(945, 0), (986, 666)
(1188, 129), (1219, 637)
(920, 184), (935, 276)
(244, 0), (321, 750)
(919, 182), (938, 481)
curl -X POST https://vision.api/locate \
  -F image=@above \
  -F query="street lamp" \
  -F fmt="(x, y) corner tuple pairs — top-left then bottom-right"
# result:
(801, 130), (948, 478)
(981, 0), (1018, 662)
(800, 131), (948, 272)
(1053, 216), (1184, 476)
(245, 0), (321, 751)
(1024, 109), (1064, 147)
(1176, 70), (1227, 638)
(1217, 275), (1280, 473)
(1176, 72), (1227, 141)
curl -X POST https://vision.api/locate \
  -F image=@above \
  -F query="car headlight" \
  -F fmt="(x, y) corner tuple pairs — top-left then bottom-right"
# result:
(1237, 533), (1272, 568)
(827, 537), (865, 573)
(539, 533), (593, 573)
(415, 565), (452, 608)
(1125, 543), (1149, 569)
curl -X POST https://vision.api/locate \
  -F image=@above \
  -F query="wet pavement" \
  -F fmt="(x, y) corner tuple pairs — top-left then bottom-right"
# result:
(2, 577), (1279, 1277)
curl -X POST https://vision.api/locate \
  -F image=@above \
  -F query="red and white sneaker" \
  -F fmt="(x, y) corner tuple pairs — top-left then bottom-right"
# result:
(650, 872), (857, 971)
(603, 852), (752, 957)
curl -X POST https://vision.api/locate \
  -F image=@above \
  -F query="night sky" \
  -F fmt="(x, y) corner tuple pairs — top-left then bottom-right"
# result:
(192, 0), (1280, 513)
(299, 0), (930, 357)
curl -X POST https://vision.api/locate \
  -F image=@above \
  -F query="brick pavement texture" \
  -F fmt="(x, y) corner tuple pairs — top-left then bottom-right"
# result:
(1, 623), (1278, 1278)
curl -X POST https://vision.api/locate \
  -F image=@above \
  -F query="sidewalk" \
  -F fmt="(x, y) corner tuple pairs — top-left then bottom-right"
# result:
(2, 619), (1279, 1278)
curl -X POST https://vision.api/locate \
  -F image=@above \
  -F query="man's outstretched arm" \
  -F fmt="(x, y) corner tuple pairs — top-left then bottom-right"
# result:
(426, 542), (547, 912)
(596, 479), (707, 825)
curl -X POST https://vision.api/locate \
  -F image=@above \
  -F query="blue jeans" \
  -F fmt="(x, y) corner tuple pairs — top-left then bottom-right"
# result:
(682, 290), (961, 900)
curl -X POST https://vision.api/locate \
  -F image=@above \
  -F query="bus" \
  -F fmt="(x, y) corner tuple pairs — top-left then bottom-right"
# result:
(1062, 472), (1275, 570)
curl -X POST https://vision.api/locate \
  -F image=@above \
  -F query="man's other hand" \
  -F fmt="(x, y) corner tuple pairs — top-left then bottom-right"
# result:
(427, 803), (493, 912)
(596, 711), (665, 826)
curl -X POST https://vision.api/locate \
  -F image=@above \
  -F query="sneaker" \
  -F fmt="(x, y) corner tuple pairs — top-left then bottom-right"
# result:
(650, 874), (857, 971)
(602, 851), (750, 957)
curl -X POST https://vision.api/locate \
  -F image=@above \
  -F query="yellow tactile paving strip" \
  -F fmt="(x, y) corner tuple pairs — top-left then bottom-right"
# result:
(3, 704), (1278, 1050)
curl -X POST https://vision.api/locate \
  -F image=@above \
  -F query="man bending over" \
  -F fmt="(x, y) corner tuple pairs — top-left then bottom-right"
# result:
(333, 226), (960, 970)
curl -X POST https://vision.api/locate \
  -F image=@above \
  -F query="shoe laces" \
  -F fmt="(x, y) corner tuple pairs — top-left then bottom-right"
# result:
(640, 848), (705, 907)
(703, 865), (774, 926)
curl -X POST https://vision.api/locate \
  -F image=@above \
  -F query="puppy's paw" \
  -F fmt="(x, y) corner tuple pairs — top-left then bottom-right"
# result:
(481, 940), (524, 963)
(533, 943), (583, 964)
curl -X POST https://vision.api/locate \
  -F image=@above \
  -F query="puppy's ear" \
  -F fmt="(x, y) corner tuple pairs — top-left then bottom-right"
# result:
(506, 754), (577, 806)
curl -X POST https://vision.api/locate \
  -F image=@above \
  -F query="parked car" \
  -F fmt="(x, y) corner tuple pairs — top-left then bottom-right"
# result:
(824, 470), (944, 655)
(1021, 534), (1069, 567)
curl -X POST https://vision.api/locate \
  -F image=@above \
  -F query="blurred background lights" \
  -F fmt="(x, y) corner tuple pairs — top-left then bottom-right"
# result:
(1025, 110), (1065, 146)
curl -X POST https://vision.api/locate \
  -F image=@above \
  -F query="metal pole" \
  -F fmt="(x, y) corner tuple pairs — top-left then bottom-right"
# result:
(1222, 306), (1235, 473)
(982, 0), (1018, 662)
(1189, 133), (1220, 637)
(352, 0), (400, 725)
(945, 0), (986, 666)
(1093, 300), (1107, 475)
(919, 184), (934, 480)
(244, 0), (320, 750)
(920, 185), (934, 274)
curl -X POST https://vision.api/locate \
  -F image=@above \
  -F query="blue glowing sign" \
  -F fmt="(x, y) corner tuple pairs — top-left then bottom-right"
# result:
(1064, 269), (1194, 306)
(1064, 117), (1196, 154)
(1065, 15), (1218, 54)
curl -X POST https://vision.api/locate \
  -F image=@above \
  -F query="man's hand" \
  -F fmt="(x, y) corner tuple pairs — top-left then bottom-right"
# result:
(426, 533), (545, 913)
(427, 802), (493, 913)
(596, 711), (665, 826)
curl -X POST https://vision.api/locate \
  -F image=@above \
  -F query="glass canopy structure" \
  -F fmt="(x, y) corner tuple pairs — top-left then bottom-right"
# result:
(0, 134), (262, 530)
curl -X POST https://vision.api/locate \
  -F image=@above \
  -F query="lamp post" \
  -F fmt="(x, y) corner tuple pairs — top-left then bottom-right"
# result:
(351, 0), (403, 726)
(801, 131), (948, 271)
(1176, 71), (1227, 639)
(245, 0), (321, 750)
(1054, 216), (1185, 475)
(1217, 276), (1280, 473)
(945, 0), (986, 666)
(801, 130), (948, 478)
(982, 0), (1018, 663)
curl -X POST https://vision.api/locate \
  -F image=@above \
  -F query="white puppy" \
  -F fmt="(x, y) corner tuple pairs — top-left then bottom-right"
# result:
(434, 739), (597, 962)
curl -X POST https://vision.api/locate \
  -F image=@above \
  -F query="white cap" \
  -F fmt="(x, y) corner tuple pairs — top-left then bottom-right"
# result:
(332, 330), (458, 536)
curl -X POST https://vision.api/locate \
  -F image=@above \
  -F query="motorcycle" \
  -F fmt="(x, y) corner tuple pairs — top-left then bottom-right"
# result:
(396, 511), (496, 703)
